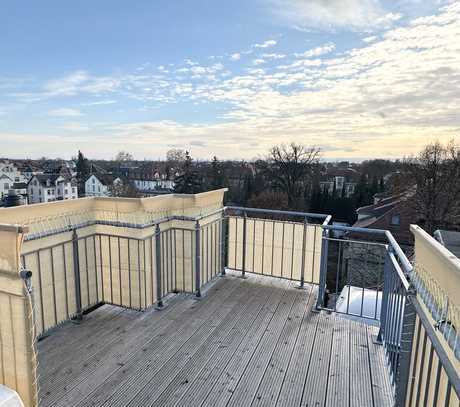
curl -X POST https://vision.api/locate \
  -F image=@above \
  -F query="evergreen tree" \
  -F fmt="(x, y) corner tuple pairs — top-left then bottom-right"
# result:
(174, 151), (202, 194)
(75, 150), (90, 196)
(210, 156), (225, 189)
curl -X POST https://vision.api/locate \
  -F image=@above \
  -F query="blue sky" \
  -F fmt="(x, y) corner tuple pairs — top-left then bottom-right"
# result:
(0, 0), (459, 160)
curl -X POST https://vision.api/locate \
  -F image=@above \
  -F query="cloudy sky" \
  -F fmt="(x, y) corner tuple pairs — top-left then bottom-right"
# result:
(1, 0), (459, 161)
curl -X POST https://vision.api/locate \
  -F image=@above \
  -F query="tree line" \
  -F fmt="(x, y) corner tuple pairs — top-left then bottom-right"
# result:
(75, 139), (460, 233)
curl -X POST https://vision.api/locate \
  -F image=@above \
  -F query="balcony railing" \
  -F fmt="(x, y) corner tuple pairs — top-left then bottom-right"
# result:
(0, 191), (458, 407)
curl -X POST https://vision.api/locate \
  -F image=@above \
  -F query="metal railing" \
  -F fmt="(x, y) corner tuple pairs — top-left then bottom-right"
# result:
(225, 206), (331, 286)
(19, 204), (460, 406)
(21, 209), (226, 338)
(316, 223), (459, 406)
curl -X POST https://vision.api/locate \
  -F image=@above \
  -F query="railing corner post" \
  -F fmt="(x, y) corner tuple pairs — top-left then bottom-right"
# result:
(155, 224), (163, 309)
(72, 228), (83, 320)
(377, 247), (392, 343)
(195, 220), (201, 298)
(395, 284), (417, 407)
(241, 211), (247, 278)
(315, 227), (329, 310)
(221, 212), (227, 276)
(299, 216), (308, 289)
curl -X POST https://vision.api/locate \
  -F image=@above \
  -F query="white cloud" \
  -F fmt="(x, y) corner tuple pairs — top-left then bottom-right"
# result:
(48, 108), (83, 117)
(60, 122), (90, 131)
(104, 3), (460, 159)
(363, 35), (378, 43)
(254, 40), (277, 48)
(268, 0), (402, 31)
(294, 43), (336, 58)
(230, 53), (241, 61)
(253, 59), (266, 65)
(261, 53), (286, 60)
(5, 3), (460, 160)
(82, 100), (117, 106)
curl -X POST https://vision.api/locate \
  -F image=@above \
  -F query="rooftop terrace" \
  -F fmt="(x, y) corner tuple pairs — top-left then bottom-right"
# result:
(0, 190), (458, 407)
(37, 274), (392, 407)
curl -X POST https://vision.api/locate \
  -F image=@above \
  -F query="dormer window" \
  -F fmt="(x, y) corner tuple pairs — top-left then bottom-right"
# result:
(391, 214), (401, 226)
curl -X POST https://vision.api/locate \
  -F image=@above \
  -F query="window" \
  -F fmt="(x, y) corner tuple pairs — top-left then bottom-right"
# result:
(391, 214), (400, 226)
(92, 178), (95, 184)
(64, 189), (68, 195)
(15, 177), (19, 182)
(4, 183), (9, 190)
(72, 187), (76, 193)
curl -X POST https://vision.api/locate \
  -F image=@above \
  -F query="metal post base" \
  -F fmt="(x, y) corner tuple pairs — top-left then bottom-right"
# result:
(155, 300), (164, 311)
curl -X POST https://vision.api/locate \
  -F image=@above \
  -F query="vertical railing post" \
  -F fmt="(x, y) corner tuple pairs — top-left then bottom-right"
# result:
(72, 228), (83, 320)
(241, 211), (247, 278)
(377, 247), (392, 343)
(195, 220), (201, 298)
(221, 211), (227, 276)
(299, 216), (308, 289)
(155, 224), (163, 309)
(316, 227), (329, 310)
(395, 285), (417, 407)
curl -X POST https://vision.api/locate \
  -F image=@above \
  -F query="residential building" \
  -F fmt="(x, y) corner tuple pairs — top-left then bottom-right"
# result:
(353, 193), (416, 247)
(85, 174), (122, 197)
(0, 161), (27, 199)
(27, 174), (78, 203)
(319, 167), (359, 197)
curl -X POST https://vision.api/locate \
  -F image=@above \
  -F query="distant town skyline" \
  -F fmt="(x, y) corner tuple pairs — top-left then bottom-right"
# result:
(1, 0), (459, 160)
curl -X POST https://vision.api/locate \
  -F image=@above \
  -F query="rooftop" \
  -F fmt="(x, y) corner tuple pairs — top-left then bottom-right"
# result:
(0, 191), (458, 407)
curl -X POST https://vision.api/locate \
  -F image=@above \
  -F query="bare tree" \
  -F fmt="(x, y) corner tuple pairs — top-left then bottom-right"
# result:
(263, 143), (321, 209)
(166, 148), (186, 164)
(115, 151), (134, 162)
(405, 140), (460, 233)
(108, 179), (139, 198)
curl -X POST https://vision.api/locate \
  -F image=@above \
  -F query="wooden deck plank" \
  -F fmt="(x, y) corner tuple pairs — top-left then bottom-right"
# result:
(201, 287), (295, 407)
(40, 277), (239, 407)
(38, 295), (195, 404)
(66, 277), (242, 407)
(275, 292), (320, 407)
(349, 321), (374, 407)
(126, 280), (276, 407)
(36, 276), (394, 407)
(38, 304), (126, 356)
(169, 280), (288, 407)
(100, 279), (256, 407)
(367, 326), (394, 407)
(218, 288), (299, 407)
(251, 286), (314, 407)
(325, 317), (350, 407)
(300, 312), (335, 407)
(38, 306), (139, 380)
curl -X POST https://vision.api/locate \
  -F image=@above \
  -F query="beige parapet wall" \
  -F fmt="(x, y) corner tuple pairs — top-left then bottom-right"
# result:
(407, 224), (460, 406)
(0, 189), (226, 237)
(227, 217), (322, 283)
(0, 190), (226, 407)
(411, 224), (460, 328)
(0, 224), (37, 407)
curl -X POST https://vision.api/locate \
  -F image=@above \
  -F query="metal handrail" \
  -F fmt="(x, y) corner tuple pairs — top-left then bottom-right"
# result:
(224, 205), (330, 221)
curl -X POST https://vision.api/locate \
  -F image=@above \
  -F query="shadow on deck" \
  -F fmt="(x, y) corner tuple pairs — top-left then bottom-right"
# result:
(37, 273), (393, 407)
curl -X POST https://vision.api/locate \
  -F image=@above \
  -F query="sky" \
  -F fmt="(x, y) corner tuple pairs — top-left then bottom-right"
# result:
(0, 0), (459, 161)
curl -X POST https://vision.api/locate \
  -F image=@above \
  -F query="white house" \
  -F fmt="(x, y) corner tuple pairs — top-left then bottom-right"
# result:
(0, 161), (27, 199)
(28, 174), (78, 204)
(85, 174), (122, 197)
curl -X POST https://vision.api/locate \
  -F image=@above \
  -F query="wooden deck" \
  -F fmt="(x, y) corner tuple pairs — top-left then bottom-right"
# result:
(37, 273), (394, 407)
